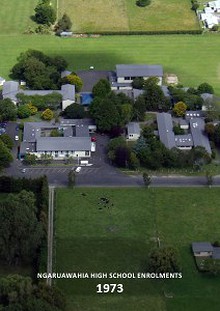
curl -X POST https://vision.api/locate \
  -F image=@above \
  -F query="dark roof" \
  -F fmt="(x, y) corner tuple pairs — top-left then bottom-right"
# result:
(175, 134), (193, 147)
(213, 247), (220, 259)
(192, 242), (213, 253)
(20, 142), (36, 155)
(2, 81), (19, 102)
(61, 84), (75, 100)
(161, 85), (170, 97)
(77, 70), (111, 92)
(36, 137), (91, 152)
(61, 70), (72, 78)
(127, 122), (140, 135)
(189, 118), (212, 154)
(157, 113), (175, 149)
(116, 64), (163, 78)
(133, 88), (144, 100)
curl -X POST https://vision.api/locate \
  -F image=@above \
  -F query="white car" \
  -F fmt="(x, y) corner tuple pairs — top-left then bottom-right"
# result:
(21, 168), (26, 173)
(14, 135), (19, 141)
(74, 167), (81, 173)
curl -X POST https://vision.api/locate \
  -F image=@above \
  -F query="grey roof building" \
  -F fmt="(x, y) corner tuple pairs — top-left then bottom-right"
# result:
(157, 113), (176, 149)
(189, 118), (212, 154)
(61, 84), (75, 101)
(126, 122), (141, 140)
(116, 64), (163, 78)
(192, 242), (213, 253)
(36, 137), (91, 152)
(2, 81), (19, 103)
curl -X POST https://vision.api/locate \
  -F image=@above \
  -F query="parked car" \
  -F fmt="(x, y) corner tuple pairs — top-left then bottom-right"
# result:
(14, 135), (19, 141)
(73, 166), (81, 173)
(21, 168), (26, 173)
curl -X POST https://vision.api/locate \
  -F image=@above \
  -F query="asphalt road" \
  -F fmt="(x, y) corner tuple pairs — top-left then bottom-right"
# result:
(2, 125), (220, 187)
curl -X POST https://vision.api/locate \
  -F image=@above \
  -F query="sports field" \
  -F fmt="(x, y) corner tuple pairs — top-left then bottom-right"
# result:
(0, 34), (220, 95)
(55, 188), (220, 311)
(58, 0), (199, 32)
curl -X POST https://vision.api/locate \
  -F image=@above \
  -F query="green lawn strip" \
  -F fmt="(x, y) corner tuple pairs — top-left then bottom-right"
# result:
(55, 187), (220, 311)
(0, 34), (220, 95)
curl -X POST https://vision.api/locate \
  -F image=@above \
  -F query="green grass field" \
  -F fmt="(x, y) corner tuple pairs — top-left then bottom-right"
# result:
(0, 34), (220, 95)
(55, 188), (220, 311)
(58, 0), (199, 32)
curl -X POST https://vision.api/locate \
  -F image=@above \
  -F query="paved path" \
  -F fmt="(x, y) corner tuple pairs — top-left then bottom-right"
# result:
(47, 186), (55, 286)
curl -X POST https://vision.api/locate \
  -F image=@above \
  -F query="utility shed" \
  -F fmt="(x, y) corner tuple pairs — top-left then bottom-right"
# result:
(126, 122), (141, 140)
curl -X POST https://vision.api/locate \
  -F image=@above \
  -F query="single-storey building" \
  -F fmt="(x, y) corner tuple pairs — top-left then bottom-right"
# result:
(192, 242), (214, 257)
(20, 119), (96, 160)
(126, 122), (141, 140)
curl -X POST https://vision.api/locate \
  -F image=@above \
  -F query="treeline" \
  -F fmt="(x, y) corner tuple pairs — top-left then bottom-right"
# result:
(108, 126), (211, 170)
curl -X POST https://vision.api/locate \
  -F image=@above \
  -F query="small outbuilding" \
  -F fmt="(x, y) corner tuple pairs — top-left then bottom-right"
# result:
(192, 242), (213, 257)
(126, 122), (141, 140)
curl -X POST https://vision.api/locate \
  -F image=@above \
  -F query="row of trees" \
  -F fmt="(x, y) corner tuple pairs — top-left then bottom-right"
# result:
(17, 92), (62, 110)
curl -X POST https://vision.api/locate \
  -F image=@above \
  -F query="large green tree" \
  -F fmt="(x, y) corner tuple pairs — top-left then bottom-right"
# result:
(0, 190), (43, 265)
(0, 99), (17, 121)
(63, 103), (85, 119)
(55, 13), (72, 32)
(34, 0), (56, 25)
(148, 247), (181, 273)
(11, 50), (67, 90)
(0, 134), (14, 150)
(0, 139), (13, 169)
(92, 79), (111, 98)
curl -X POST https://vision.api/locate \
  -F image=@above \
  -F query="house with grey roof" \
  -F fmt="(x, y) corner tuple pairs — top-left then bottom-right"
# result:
(20, 119), (95, 160)
(111, 64), (163, 91)
(126, 122), (141, 140)
(192, 242), (214, 257)
(192, 242), (220, 260)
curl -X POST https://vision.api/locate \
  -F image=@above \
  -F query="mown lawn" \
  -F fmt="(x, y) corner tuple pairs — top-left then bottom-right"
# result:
(58, 0), (199, 32)
(55, 187), (220, 311)
(0, 0), (57, 35)
(0, 34), (220, 95)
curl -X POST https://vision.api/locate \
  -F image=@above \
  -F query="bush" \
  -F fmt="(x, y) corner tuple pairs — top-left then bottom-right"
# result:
(136, 0), (151, 7)
(41, 108), (54, 120)
(17, 105), (31, 119)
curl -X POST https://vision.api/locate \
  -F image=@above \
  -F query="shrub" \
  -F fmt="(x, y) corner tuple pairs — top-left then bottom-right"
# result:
(17, 105), (31, 119)
(136, 0), (151, 7)
(41, 108), (54, 120)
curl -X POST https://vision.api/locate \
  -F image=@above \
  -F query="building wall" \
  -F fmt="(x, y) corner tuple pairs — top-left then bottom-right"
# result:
(127, 133), (140, 141)
(62, 99), (75, 110)
(194, 251), (213, 257)
(30, 150), (91, 160)
(117, 76), (162, 86)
